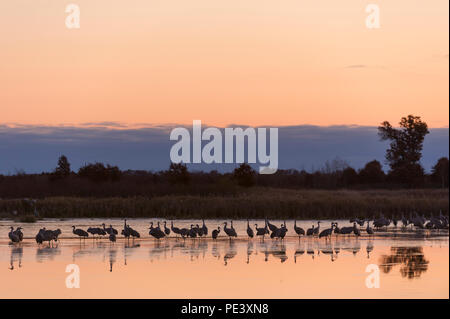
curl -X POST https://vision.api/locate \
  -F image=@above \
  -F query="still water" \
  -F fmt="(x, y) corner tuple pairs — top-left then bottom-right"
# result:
(0, 219), (448, 298)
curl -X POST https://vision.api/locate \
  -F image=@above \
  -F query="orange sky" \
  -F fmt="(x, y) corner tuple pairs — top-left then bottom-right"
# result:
(0, 0), (448, 127)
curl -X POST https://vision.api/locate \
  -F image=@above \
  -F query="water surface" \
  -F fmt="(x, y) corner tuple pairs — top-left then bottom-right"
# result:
(0, 219), (448, 298)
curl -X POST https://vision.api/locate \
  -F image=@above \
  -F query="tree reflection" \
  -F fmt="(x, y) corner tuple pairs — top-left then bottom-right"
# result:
(379, 247), (429, 279)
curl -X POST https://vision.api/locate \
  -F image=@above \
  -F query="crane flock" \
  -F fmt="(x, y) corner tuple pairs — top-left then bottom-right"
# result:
(5, 212), (449, 245)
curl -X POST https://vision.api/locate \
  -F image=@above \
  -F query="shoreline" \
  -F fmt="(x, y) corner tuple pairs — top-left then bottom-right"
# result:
(1, 188), (448, 220)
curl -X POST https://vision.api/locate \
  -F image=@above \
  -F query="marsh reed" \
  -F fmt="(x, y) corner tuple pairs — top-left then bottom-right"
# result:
(0, 188), (447, 219)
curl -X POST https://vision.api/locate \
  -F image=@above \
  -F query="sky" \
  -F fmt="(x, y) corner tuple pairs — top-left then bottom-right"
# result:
(0, 1), (448, 173)
(0, 0), (448, 127)
(0, 124), (447, 174)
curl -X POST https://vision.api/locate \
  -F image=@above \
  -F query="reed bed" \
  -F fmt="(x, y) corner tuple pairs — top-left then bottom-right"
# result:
(0, 188), (447, 219)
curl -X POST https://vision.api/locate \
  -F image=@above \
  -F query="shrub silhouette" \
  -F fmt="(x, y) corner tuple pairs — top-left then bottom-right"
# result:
(166, 163), (190, 185)
(233, 163), (256, 187)
(78, 162), (121, 182)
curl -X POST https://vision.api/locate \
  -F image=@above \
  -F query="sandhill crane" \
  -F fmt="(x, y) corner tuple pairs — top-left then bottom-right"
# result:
(271, 222), (287, 240)
(439, 211), (449, 228)
(149, 222), (165, 240)
(39, 228), (61, 246)
(188, 225), (197, 238)
(8, 227), (20, 243)
(52, 229), (62, 241)
(278, 223), (288, 240)
(98, 227), (107, 238)
(180, 227), (189, 239)
(109, 225), (116, 244)
(373, 215), (390, 230)
(171, 221), (181, 237)
(313, 221), (321, 236)
(246, 220), (254, 238)
(270, 224), (282, 239)
(339, 225), (354, 236)
(319, 223), (334, 240)
(255, 224), (267, 240)
(306, 224), (315, 236)
(223, 222), (237, 240)
(127, 225), (140, 239)
(230, 220), (237, 233)
(400, 214), (409, 228)
(35, 228), (45, 245)
(195, 224), (204, 237)
(102, 223), (118, 235)
(13, 227), (24, 242)
(72, 226), (88, 241)
(163, 221), (171, 236)
(366, 221), (374, 236)
(201, 219), (208, 236)
(87, 227), (100, 239)
(122, 219), (131, 239)
(353, 222), (361, 237)
(392, 216), (398, 228)
(266, 218), (278, 233)
(350, 218), (365, 227)
(294, 220), (305, 238)
(411, 213), (425, 229)
(333, 222), (341, 235)
(212, 227), (220, 240)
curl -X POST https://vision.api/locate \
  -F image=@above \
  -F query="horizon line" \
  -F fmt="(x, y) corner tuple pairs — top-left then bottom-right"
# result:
(1, 121), (449, 130)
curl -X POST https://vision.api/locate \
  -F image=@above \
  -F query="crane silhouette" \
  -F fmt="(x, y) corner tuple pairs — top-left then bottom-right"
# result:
(212, 226), (220, 240)
(294, 220), (305, 239)
(319, 223), (335, 240)
(223, 221), (237, 240)
(8, 227), (20, 243)
(246, 220), (254, 238)
(201, 219), (208, 236)
(163, 221), (171, 236)
(72, 226), (88, 241)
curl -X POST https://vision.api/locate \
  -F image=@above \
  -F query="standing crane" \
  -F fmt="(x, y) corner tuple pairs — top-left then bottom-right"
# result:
(163, 221), (171, 236)
(294, 220), (305, 238)
(255, 224), (267, 240)
(212, 226), (220, 240)
(72, 226), (89, 241)
(318, 223), (334, 240)
(201, 219), (208, 236)
(8, 227), (20, 243)
(246, 219), (254, 239)
(171, 221), (181, 237)
(223, 221), (237, 240)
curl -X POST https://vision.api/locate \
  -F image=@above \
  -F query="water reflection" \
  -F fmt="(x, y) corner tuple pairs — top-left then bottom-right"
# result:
(224, 241), (237, 266)
(269, 242), (288, 263)
(211, 242), (220, 260)
(9, 247), (23, 270)
(294, 242), (305, 263)
(124, 242), (140, 265)
(366, 241), (374, 258)
(4, 238), (439, 281)
(379, 247), (429, 279)
(36, 246), (61, 262)
(246, 241), (254, 264)
(319, 241), (335, 261)
(108, 248), (117, 272)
